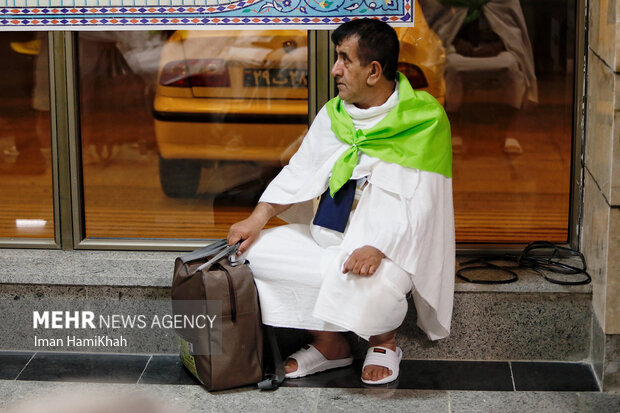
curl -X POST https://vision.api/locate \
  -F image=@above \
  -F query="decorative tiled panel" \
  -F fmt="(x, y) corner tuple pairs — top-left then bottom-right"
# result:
(0, 0), (414, 29)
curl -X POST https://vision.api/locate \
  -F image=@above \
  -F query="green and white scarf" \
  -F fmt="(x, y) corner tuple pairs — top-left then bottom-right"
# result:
(326, 72), (452, 197)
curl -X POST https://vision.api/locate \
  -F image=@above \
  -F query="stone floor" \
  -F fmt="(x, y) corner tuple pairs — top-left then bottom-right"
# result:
(1, 380), (620, 413)
(0, 352), (601, 391)
(1, 351), (619, 412)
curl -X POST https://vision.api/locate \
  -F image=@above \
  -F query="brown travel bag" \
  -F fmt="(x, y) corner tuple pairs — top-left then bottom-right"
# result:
(171, 240), (283, 391)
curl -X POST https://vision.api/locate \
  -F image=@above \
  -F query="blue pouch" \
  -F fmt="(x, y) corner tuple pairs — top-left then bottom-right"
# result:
(312, 180), (356, 233)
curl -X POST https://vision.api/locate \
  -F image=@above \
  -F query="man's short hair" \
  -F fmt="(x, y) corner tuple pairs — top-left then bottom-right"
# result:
(331, 18), (399, 81)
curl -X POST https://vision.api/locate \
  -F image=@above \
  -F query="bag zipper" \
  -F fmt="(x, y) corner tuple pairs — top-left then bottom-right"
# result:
(214, 262), (237, 322)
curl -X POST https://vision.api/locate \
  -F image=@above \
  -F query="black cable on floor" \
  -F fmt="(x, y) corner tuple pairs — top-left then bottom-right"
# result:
(456, 241), (592, 285)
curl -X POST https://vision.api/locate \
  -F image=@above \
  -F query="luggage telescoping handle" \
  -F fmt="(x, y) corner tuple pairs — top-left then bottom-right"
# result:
(196, 242), (240, 271)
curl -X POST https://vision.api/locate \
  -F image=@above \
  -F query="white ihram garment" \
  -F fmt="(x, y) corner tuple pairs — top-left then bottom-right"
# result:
(245, 87), (455, 340)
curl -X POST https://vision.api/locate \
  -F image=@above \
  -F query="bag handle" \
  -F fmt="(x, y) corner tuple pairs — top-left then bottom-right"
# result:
(179, 240), (228, 264)
(196, 242), (240, 271)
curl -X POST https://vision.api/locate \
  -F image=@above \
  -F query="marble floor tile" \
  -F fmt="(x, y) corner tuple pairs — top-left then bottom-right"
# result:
(511, 362), (600, 391)
(0, 381), (186, 412)
(0, 351), (34, 380)
(315, 388), (449, 412)
(155, 386), (322, 413)
(138, 355), (201, 385)
(398, 360), (513, 391)
(0, 380), (72, 410)
(577, 391), (620, 412)
(16, 352), (149, 383)
(449, 391), (580, 413)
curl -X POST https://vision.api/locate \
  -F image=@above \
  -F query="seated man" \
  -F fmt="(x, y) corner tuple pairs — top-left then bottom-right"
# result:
(228, 19), (455, 385)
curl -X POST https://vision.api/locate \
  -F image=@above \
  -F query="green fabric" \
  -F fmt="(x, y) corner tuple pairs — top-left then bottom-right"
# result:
(437, 0), (489, 26)
(325, 72), (452, 197)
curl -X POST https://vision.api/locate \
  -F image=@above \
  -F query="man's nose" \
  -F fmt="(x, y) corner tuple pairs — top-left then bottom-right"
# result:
(331, 61), (342, 77)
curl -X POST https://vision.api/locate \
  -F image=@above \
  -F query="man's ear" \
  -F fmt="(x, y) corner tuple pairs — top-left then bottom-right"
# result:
(367, 61), (383, 86)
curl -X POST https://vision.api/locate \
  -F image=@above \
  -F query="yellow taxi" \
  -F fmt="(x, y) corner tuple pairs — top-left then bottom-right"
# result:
(153, 8), (445, 197)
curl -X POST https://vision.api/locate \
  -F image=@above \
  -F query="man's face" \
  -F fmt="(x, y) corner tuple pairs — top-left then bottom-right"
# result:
(331, 35), (372, 107)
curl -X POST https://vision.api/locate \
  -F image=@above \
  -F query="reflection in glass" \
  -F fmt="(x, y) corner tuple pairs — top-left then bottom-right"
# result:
(78, 31), (309, 239)
(0, 32), (53, 239)
(78, 24), (444, 241)
(153, 30), (309, 199)
(421, 0), (574, 242)
(78, 5), (575, 244)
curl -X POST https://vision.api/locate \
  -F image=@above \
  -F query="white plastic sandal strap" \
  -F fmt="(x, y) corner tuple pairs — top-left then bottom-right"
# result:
(285, 344), (354, 379)
(361, 346), (403, 385)
(288, 345), (324, 373)
(362, 347), (401, 371)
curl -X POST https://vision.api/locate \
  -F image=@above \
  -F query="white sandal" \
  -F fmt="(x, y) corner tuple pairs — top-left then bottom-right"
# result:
(284, 344), (354, 379)
(361, 346), (402, 385)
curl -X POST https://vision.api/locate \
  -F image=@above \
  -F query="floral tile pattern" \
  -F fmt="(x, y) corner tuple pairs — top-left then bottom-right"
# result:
(0, 0), (413, 29)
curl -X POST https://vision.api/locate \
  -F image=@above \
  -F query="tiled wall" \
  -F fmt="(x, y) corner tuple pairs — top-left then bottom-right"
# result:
(584, 0), (620, 392)
(584, 0), (620, 336)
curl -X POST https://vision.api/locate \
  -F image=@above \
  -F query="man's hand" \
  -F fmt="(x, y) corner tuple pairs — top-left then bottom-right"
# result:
(227, 202), (291, 254)
(342, 246), (385, 276)
(227, 216), (265, 255)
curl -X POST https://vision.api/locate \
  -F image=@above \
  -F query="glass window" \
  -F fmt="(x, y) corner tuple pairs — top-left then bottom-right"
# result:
(76, 0), (577, 245)
(77, 30), (308, 240)
(419, 0), (575, 243)
(0, 32), (53, 239)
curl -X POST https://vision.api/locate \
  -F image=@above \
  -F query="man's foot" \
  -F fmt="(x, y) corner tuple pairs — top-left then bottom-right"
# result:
(361, 346), (402, 385)
(284, 344), (353, 379)
(362, 331), (397, 383)
(285, 331), (351, 376)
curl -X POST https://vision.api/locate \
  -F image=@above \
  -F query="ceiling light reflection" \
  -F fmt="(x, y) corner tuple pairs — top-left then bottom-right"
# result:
(16, 219), (47, 228)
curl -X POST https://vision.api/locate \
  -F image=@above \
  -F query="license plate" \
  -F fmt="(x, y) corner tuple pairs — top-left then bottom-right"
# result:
(243, 68), (308, 88)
